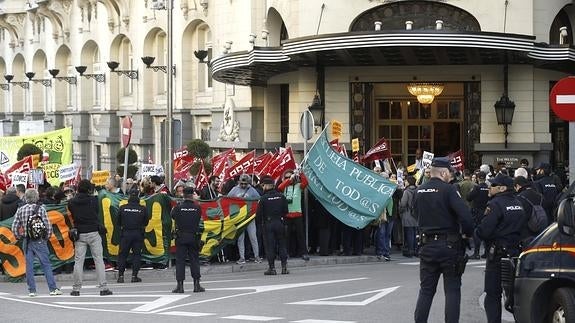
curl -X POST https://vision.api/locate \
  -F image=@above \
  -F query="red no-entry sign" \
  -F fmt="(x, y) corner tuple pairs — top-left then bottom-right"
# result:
(121, 116), (132, 147)
(550, 77), (575, 121)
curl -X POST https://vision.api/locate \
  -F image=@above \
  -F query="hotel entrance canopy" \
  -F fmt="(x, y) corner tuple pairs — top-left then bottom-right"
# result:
(212, 30), (575, 86)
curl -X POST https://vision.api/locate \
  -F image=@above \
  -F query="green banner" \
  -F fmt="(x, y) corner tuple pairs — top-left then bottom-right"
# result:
(0, 192), (258, 279)
(302, 130), (397, 229)
(0, 127), (73, 186)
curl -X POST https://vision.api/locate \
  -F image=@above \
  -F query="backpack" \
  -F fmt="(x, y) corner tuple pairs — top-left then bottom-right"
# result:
(26, 204), (47, 240)
(518, 195), (548, 234)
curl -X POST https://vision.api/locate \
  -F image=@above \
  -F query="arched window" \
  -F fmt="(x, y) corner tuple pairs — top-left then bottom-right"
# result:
(549, 7), (573, 45)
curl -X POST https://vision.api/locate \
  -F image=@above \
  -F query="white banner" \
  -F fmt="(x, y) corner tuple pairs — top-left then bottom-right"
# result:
(59, 163), (78, 181)
(29, 169), (45, 185)
(141, 164), (159, 177)
(11, 172), (28, 187)
(422, 151), (434, 168)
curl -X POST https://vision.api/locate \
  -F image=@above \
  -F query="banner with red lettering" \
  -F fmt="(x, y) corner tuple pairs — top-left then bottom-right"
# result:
(194, 160), (209, 190)
(254, 152), (274, 176)
(362, 137), (392, 162)
(225, 150), (255, 180)
(260, 147), (297, 180)
(448, 150), (465, 171)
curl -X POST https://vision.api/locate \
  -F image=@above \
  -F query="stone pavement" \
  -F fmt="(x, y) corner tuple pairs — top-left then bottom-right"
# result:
(2, 254), (386, 283)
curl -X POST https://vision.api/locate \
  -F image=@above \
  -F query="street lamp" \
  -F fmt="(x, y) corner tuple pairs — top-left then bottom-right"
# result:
(107, 61), (139, 80)
(25, 72), (52, 87)
(48, 69), (77, 85)
(494, 94), (515, 148)
(308, 92), (324, 133)
(75, 66), (106, 83)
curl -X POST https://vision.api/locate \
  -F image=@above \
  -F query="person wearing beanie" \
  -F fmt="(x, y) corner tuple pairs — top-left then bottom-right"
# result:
(116, 189), (149, 283)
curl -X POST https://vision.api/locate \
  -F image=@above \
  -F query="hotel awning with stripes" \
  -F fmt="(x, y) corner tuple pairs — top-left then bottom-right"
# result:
(211, 30), (575, 86)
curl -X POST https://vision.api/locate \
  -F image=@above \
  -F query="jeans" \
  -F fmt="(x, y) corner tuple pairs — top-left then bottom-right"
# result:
(237, 220), (259, 260)
(376, 219), (394, 257)
(25, 239), (58, 293)
(404, 226), (417, 256)
(72, 231), (108, 291)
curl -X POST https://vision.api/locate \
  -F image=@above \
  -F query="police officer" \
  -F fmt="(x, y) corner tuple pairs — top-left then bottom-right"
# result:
(171, 187), (205, 293)
(476, 173), (527, 323)
(257, 176), (289, 275)
(116, 189), (149, 283)
(413, 157), (474, 323)
(467, 171), (490, 259)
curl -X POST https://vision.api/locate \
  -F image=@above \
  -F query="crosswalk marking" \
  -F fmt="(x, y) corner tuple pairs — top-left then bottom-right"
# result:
(222, 315), (283, 321)
(291, 320), (357, 323)
(160, 311), (215, 317)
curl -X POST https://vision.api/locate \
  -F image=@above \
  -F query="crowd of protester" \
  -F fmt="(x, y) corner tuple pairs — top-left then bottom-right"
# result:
(1, 155), (571, 281)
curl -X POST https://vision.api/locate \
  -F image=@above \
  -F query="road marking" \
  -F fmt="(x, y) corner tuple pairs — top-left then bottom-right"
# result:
(222, 315), (283, 321)
(398, 260), (485, 266)
(55, 301), (147, 305)
(288, 286), (400, 306)
(291, 320), (357, 323)
(153, 278), (368, 314)
(557, 95), (575, 104)
(132, 295), (189, 312)
(58, 278), (254, 290)
(160, 311), (215, 317)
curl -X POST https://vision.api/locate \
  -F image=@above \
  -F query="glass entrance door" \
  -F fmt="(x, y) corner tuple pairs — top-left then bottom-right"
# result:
(375, 99), (463, 168)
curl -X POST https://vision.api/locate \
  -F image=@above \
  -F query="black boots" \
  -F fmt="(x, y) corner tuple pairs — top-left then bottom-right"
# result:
(281, 262), (289, 275)
(264, 267), (277, 275)
(172, 280), (184, 293)
(131, 276), (142, 283)
(117, 275), (124, 283)
(193, 278), (205, 293)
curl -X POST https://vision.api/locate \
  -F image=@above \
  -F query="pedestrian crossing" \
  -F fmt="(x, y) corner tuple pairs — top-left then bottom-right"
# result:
(398, 260), (486, 268)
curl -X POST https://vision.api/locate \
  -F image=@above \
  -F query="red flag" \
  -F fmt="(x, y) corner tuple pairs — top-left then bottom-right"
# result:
(262, 147), (297, 181)
(448, 150), (465, 171)
(211, 148), (236, 175)
(362, 137), (392, 163)
(337, 144), (348, 157)
(194, 160), (209, 190)
(225, 150), (256, 180)
(3, 156), (34, 188)
(254, 152), (274, 175)
(329, 138), (339, 147)
(173, 146), (195, 181)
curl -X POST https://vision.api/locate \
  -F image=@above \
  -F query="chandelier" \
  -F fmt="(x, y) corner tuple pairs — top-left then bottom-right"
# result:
(407, 83), (444, 104)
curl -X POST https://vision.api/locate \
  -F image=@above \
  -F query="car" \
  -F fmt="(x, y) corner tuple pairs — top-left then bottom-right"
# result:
(501, 193), (575, 323)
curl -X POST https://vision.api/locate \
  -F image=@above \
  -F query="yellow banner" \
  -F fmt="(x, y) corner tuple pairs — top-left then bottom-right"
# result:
(91, 170), (110, 186)
(331, 120), (342, 139)
(0, 127), (73, 186)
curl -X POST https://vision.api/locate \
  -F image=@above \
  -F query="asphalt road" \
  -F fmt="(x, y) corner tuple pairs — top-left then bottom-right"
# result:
(0, 259), (513, 323)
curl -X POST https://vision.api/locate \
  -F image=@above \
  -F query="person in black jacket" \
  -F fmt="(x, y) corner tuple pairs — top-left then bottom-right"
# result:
(257, 176), (289, 275)
(0, 187), (22, 221)
(68, 179), (113, 297)
(533, 163), (561, 224)
(514, 176), (546, 244)
(116, 189), (149, 283)
(476, 173), (528, 323)
(413, 157), (474, 323)
(467, 171), (490, 259)
(171, 187), (205, 293)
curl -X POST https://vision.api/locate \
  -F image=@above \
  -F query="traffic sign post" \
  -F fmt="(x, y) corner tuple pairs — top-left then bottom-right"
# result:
(549, 77), (575, 185)
(121, 116), (133, 192)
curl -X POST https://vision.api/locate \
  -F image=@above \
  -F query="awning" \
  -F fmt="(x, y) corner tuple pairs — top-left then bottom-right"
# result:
(211, 30), (575, 86)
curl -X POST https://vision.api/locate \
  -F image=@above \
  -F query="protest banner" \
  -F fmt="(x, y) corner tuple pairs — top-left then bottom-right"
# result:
(0, 191), (259, 279)
(0, 128), (73, 186)
(10, 173), (28, 187)
(29, 169), (45, 185)
(422, 151), (434, 168)
(141, 164), (158, 177)
(302, 130), (397, 229)
(91, 170), (110, 186)
(58, 163), (77, 182)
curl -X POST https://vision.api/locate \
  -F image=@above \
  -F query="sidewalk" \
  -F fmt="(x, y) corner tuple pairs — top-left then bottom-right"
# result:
(2, 254), (387, 283)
